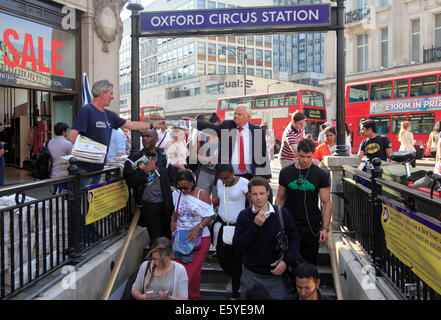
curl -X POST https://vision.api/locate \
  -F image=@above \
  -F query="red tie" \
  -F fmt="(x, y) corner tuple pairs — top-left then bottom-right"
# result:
(238, 127), (245, 172)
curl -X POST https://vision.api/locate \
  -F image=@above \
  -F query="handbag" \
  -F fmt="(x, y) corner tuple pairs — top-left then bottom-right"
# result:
(222, 184), (235, 245)
(173, 191), (202, 255)
(275, 205), (305, 292)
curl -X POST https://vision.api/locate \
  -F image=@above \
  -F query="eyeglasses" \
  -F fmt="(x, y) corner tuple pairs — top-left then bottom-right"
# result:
(177, 185), (191, 191)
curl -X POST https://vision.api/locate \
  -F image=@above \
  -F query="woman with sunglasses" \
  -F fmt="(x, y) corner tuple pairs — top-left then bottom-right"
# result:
(171, 170), (215, 300)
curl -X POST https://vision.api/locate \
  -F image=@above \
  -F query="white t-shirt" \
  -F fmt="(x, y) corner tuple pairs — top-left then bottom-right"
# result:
(172, 190), (215, 237)
(216, 177), (249, 224)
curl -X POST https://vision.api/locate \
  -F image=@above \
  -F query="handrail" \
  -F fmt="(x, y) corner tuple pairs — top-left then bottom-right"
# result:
(342, 165), (372, 181)
(101, 207), (141, 300)
(374, 177), (441, 207)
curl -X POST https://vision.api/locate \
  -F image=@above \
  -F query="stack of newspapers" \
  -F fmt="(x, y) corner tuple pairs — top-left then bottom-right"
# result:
(71, 135), (108, 164)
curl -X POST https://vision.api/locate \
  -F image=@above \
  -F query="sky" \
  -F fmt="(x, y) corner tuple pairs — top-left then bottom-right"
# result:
(120, 0), (155, 20)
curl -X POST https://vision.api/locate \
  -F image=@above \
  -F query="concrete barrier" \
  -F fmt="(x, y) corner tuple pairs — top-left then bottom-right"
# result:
(34, 226), (148, 300)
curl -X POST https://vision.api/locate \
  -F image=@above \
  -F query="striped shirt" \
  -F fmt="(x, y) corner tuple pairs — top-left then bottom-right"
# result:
(280, 125), (305, 160)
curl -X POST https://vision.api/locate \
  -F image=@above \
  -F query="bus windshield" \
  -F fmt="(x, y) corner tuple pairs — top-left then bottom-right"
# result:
(301, 91), (325, 108)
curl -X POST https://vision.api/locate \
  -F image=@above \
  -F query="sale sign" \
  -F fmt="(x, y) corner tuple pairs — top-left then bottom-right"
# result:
(0, 11), (76, 90)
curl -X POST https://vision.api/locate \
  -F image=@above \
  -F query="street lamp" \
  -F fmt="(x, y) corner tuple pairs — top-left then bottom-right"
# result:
(267, 81), (281, 93)
(219, 37), (247, 95)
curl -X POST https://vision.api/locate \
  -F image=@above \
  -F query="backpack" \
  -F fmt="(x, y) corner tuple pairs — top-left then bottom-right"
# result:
(35, 141), (52, 179)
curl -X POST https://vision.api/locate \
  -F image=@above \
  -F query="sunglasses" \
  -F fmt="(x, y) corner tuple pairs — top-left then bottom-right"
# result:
(177, 185), (192, 191)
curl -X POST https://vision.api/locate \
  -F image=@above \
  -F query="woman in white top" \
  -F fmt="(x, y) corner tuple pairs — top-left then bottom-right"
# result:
(171, 169), (215, 300)
(398, 121), (416, 152)
(131, 237), (188, 300)
(212, 164), (249, 299)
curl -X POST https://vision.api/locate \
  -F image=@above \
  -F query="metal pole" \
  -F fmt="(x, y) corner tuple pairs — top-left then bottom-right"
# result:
(334, 0), (347, 156)
(243, 39), (247, 96)
(128, 2), (143, 153)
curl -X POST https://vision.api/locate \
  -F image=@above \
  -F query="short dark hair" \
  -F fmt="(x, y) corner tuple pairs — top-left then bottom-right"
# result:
(297, 138), (316, 154)
(361, 119), (377, 133)
(196, 114), (207, 121)
(216, 164), (234, 175)
(245, 284), (273, 300)
(292, 110), (306, 123)
(295, 263), (319, 281)
(209, 113), (221, 124)
(248, 176), (271, 193)
(54, 122), (69, 136)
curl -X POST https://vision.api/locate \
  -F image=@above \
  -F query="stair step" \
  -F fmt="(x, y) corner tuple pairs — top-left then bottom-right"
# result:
(200, 281), (233, 300)
(317, 265), (334, 288)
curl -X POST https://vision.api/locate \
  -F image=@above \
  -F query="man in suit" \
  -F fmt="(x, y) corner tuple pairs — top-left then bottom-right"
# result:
(183, 104), (271, 181)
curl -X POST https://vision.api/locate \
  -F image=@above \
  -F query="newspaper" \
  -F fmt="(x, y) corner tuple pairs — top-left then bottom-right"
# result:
(71, 135), (108, 164)
(165, 120), (191, 131)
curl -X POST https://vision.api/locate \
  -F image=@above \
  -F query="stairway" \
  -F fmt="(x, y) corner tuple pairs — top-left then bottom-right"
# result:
(200, 244), (337, 300)
(317, 244), (337, 300)
(201, 247), (232, 300)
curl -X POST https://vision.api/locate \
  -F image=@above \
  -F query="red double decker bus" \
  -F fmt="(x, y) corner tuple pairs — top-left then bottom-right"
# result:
(140, 106), (165, 122)
(346, 71), (441, 154)
(216, 89), (327, 153)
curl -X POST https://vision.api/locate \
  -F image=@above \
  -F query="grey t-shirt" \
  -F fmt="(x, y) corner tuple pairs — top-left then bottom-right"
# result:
(141, 154), (163, 203)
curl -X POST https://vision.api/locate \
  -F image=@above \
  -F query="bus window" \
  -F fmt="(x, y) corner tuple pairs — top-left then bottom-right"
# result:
(220, 99), (229, 110)
(305, 121), (324, 140)
(392, 115), (406, 134)
(408, 113), (435, 134)
(241, 96), (254, 108)
(369, 116), (390, 134)
(410, 75), (437, 97)
(229, 98), (242, 110)
(301, 91), (325, 108)
(269, 93), (284, 107)
(370, 81), (392, 100)
(285, 92), (297, 106)
(394, 79), (408, 99)
(255, 95), (269, 108)
(348, 85), (369, 102)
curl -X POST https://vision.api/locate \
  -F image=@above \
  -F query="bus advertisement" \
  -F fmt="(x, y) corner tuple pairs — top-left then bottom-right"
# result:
(140, 105), (166, 123)
(216, 89), (327, 153)
(346, 72), (441, 154)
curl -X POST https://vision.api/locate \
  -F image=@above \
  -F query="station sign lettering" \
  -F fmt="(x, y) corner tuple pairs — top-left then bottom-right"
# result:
(140, 5), (331, 35)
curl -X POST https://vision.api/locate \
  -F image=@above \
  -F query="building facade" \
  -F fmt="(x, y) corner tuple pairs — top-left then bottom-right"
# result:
(119, 0), (326, 119)
(321, 0), (441, 122)
(0, 0), (125, 168)
(272, 0), (325, 86)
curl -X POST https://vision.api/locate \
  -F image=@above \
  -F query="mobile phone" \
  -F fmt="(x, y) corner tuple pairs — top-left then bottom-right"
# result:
(146, 290), (155, 295)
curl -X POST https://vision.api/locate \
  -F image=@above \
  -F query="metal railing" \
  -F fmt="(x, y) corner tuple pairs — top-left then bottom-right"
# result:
(341, 161), (441, 300)
(423, 46), (441, 64)
(0, 164), (133, 299)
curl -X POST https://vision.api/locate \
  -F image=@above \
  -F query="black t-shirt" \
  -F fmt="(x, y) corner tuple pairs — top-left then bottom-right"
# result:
(359, 135), (392, 161)
(279, 164), (330, 231)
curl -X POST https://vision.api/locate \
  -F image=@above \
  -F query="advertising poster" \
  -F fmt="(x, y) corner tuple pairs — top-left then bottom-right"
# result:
(86, 179), (129, 225)
(381, 198), (441, 294)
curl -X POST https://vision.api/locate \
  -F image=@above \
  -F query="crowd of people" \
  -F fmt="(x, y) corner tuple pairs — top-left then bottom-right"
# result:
(37, 78), (441, 300)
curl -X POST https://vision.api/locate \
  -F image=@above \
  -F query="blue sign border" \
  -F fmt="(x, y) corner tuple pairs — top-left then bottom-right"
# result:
(140, 5), (331, 36)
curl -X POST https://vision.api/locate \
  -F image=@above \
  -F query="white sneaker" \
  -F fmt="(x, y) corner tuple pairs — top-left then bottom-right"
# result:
(225, 279), (232, 292)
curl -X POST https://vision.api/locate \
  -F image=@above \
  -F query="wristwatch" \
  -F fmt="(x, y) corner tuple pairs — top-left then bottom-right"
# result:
(198, 223), (203, 230)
